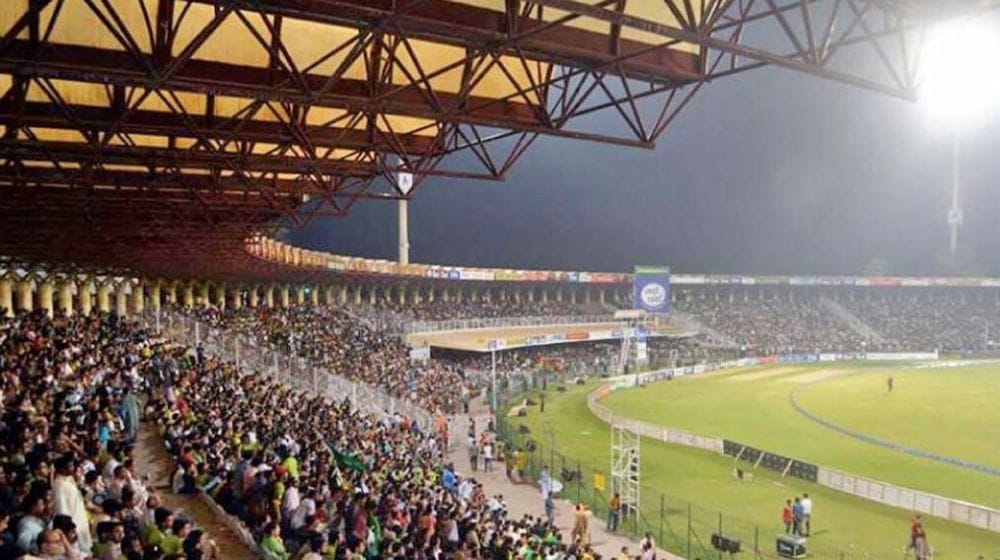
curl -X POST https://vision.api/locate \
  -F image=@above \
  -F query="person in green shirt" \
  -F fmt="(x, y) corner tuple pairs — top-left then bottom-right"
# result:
(144, 507), (173, 550)
(259, 522), (289, 559)
(160, 518), (191, 556)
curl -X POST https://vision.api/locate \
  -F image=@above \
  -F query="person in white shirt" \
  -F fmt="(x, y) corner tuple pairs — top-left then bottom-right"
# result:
(800, 493), (813, 536)
(52, 457), (93, 554)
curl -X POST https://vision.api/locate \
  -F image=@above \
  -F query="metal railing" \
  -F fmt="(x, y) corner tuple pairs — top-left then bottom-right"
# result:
(401, 314), (628, 334)
(143, 311), (436, 432)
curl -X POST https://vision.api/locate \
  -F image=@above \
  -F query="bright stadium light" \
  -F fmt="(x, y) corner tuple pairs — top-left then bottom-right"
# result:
(918, 16), (1000, 124)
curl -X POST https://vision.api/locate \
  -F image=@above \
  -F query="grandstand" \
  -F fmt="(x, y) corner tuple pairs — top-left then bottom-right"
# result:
(2, 2), (1000, 560)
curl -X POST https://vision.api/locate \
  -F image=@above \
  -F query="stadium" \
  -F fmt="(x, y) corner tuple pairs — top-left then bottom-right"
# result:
(1, 2), (999, 560)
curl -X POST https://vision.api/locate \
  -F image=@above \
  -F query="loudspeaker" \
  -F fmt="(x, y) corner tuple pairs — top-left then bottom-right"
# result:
(776, 535), (807, 559)
(711, 533), (741, 554)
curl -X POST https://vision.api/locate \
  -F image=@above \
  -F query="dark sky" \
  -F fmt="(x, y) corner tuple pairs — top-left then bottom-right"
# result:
(290, 51), (1000, 276)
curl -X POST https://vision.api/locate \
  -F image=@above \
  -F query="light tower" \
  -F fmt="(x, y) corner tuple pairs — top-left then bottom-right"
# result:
(396, 168), (414, 265)
(947, 131), (963, 260)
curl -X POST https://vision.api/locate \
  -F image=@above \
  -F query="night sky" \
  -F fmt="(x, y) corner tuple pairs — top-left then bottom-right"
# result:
(290, 44), (1000, 277)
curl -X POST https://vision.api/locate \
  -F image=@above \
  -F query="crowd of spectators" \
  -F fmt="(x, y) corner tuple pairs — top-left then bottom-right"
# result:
(360, 300), (596, 324)
(181, 306), (473, 414)
(151, 324), (604, 559)
(839, 296), (1000, 353)
(674, 297), (868, 354)
(0, 310), (218, 560)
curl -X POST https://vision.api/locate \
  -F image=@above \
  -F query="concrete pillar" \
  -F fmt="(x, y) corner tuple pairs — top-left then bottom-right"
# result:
(367, 288), (375, 306)
(584, 289), (591, 304)
(232, 286), (244, 310)
(599, 289), (606, 305)
(527, 288), (534, 303)
(16, 280), (34, 312)
(265, 285), (275, 308)
(131, 283), (145, 315)
(215, 283), (227, 311)
(310, 286), (319, 306)
(294, 286), (305, 306)
(280, 285), (290, 308)
(97, 285), (112, 313)
(165, 282), (177, 305)
(339, 285), (348, 305)
(182, 284), (195, 309)
(37, 282), (54, 318)
(115, 285), (129, 317)
(57, 282), (74, 317)
(198, 283), (210, 309)
(150, 282), (162, 314)
(541, 289), (548, 303)
(0, 278), (14, 317)
(78, 283), (93, 316)
(324, 286), (334, 306)
(353, 286), (362, 306)
(397, 286), (406, 306)
(249, 286), (259, 308)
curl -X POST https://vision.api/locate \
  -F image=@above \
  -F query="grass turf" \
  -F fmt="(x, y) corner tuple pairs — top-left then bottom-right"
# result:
(504, 366), (1000, 559)
(600, 362), (1000, 508)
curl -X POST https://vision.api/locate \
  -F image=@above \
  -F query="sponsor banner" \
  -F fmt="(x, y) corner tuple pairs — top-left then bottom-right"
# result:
(671, 274), (705, 285)
(818, 353), (839, 362)
(790, 276), (817, 286)
(757, 355), (779, 365)
(446, 270), (461, 280)
(779, 353), (820, 364)
(487, 339), (506, 351)
(566, 331), (590, 341)
(578, 272), (592, 282)
(634, 265), (671, 313)
(409, 346), (431, 362)
(982, 279), (1000, 287)
(901, 277), (931, 287)
(865, 351), (939, 361)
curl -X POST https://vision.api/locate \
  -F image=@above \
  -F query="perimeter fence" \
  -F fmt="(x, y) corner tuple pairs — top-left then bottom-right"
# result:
(495, 401), (875, 560)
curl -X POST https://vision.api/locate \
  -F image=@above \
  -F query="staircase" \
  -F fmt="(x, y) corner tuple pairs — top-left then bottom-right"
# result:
(670, 309), (741, 348)
(819, 296), (887, 346)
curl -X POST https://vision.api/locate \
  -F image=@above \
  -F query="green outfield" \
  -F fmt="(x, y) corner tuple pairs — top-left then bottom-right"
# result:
(506, 362), (1000, 559)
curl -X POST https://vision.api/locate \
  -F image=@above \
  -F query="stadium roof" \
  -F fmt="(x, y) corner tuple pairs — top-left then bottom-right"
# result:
(0, 0), (971, 278)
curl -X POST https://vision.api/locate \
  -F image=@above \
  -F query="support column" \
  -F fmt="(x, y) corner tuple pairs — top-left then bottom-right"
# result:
(324, 286), (334, 306)
(16, 280), (34, 312)
(150, 282), (162, 314)
(280, 285), (290, 308)
(58, 281), (74, 317)
(310, 286), (319, 306)
(78, 283), (93, 316)
(556, 289), (563, 302)
(131, 282), (145, 315)
(182, 284), (195, 309)
(367, 288), (375, 306)
(599, 289), (606, 305)
(397, 286), (406, 306)
(541, 289), (548, 303)
(584, 289), (591, 304)
(215, 283), (227, 311)
(353, 286), (362, 306)
(339, 285), (348, 305)
(527, 288), (534, 303)
(165, 281), (178, 306)
(37, 282), (54, 318)
(232, 286), (244, 310)
(97, 285), (112, 313)
(0, 278), (13, 317)
(115, 285), (129, 317)
(295, 286), (305, 305)
(198, 283), (210, 309)
(248, 285), (259, 308)
(265, 285), (275, 308)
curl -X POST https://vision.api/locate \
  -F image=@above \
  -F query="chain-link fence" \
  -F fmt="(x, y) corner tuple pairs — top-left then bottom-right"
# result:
(143, 311), (437, 433)
(495, 413), (875, 560)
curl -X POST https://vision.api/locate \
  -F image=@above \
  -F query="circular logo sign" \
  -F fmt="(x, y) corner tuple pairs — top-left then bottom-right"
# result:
(639, 283), (667, 308)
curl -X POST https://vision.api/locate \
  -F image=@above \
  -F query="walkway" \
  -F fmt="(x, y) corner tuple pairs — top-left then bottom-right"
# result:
(446, 406), (684, 560)
(135, 425), (256, 560)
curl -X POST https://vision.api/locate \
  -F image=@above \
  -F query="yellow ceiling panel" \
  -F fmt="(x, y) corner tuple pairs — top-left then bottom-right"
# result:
(303, 106), (352, 127)
(390, 39), (467, 95)
(378, 114), (440, 137)
(280, 18), (369, 80)
(250, 142), (281, 155)
(44, 0), (154, 52)
(26, 80), (109, 107)
(108, 133), (169, 148)
(25, 127), (88, 143)
(470, 56), (548, 105)
(174, 4), (270, 67)
(102, 163), (152, 173)
(23, 160), (81, 169)
(0, 1), (29, 41)
(450, 0), (700, 54)
(135, 88), (206, 115)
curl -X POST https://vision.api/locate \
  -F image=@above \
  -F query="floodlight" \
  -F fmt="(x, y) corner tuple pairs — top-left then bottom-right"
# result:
(918, 16), (1000, 124)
